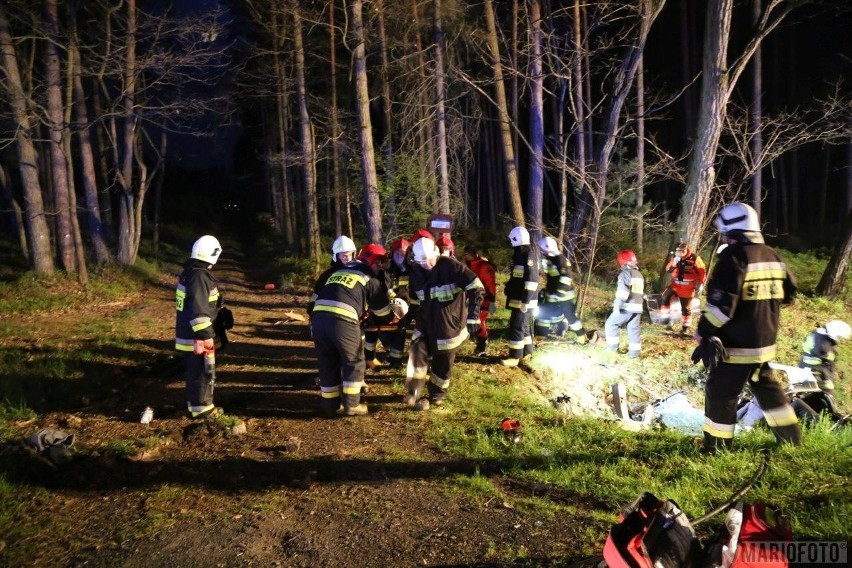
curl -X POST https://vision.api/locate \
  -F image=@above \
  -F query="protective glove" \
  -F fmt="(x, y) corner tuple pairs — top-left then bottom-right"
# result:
(690, 336), (727, 372)
(467, 320), (480, 336)
(194, 338), (215, 354)
(519, 304), (528, 314)
(390, 297), (409, 319)
(673, 256), (681, 264)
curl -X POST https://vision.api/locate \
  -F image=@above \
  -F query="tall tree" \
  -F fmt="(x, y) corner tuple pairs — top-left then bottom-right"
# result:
(0, 4), (54, 274)
(292, 1), (321, 267)
(527, 0), (544, 240)
(483, 0), (524, 226)
(749, 0), (764, 217)
(44, 0), (76, 273)
(115, 0), (138, 265)
(433, 0), (450, 214)
(349, 0), (382, 242)
(677, 0), (798, 248)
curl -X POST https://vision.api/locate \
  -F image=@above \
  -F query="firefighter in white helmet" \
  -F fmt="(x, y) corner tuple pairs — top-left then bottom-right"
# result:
(312, 243), (395, 417)
(501, 227), (538, 367)
(535, 236), (587, 342)
(308, 236), (358, 315)
(797, 319), (850, 417)
(175, 235), (225, 419)
(695, 202), (801, 453)
(403, 237), (484, 410)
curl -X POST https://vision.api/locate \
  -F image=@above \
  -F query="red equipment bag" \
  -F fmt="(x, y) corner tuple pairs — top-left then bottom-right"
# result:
(727, 502), (792, 568)
(603, 492), (700, 568)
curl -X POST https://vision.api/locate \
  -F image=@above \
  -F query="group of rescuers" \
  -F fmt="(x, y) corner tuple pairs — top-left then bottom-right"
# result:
(175, 201), (848, 454)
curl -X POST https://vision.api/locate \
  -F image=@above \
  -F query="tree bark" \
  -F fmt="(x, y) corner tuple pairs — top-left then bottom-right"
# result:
(292, 1), (322, 267)
(527, 0), (544, 241)
(69, 8), (111, 265)
(749, 0), (763, 217)
(433, 0), (450, 215)
(483, 0), (524, 227)
(0, 5), (54, 274)
(636, 53), (645, 252)
(44, 0), (76, 273)
(330, 0), (344, 237)
(116, 0), (138, 265)
(349, 0), (382, 243)
(816, 211), (852, 297)
(377, 0), (397, 236)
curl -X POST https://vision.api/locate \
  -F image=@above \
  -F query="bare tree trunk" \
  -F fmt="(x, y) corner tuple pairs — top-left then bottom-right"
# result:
(349, 0), (382, 243)
(292, 2), (322, 267)
(678, 0), (798, 247)
(153, 131), (167, 258)
(62, 23), (88, 286)
(433, 0), (450, 214)
(0, 5), (54, 274)
(816, 211), (852, 297)
(44, 0), (76, 273)
(527, 0), (544, 241)
(377, 0), (397, 235)
(511, 0), (519, 172)
(636, 53), (645, 252)
(69, 9), (111, 265)
(410, 0), (434, 191)
(116, 0), (137, 265)
(272, 8), (294, 245)
(567, 0), (588, 254)
(483, 0), (524, 226)
(330, 0), (343, 237)
(749, 0), (763, 217)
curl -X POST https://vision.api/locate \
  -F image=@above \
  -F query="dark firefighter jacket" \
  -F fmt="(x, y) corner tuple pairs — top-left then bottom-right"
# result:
(386, 260), (411, 303)
(505, 245), (539, 309)
(308, 261), (345, 315)
(312, 261), (394, 324)
(409, 257), (485, 351)
(541, 254), (576, 303)
(175, 260), (221, 352)
(697, 235), (797, 364)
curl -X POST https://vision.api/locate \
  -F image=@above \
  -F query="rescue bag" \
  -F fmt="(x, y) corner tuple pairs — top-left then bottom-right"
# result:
(602, 492), (701, 568)
(708, 502), (792, 568)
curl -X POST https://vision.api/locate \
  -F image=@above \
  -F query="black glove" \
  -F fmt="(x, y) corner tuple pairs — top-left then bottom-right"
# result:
(691, 336), (727, 372)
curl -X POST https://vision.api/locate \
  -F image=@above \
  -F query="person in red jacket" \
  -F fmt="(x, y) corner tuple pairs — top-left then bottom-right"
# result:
(660, 242), (706, 334)
(463, 245), (497, 356)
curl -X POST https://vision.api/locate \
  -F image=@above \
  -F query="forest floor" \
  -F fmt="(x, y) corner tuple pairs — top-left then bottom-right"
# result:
(0, 245), (605, 567)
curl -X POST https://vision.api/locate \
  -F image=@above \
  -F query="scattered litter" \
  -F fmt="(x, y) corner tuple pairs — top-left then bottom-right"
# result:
(274, 311), (307, 325)
(652, 391), (704, 435)
(140, 407), (154, 424)
(264, 283), (276, 290)
(500, 418), (524, 443)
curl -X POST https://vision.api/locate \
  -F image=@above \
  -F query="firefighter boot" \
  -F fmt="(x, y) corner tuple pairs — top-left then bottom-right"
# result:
(403, 378), (426, 407)
(475, 338), (488, 357)
(338, 403), (369, 416)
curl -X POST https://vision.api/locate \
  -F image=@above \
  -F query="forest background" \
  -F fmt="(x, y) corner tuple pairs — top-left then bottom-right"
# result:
(1, 0), (851, 287)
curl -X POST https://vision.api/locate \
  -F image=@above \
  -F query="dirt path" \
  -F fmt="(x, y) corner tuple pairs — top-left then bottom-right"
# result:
(1, 246), (597, 567)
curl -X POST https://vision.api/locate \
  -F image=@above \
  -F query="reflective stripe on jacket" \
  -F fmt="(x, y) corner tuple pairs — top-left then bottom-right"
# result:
(696, 236), (797, 364)
(613, 265), (644, 313)
(175, 261), (220, 351)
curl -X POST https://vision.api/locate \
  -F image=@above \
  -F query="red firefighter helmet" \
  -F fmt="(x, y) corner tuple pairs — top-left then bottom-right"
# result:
(617, 249), (637, 267)
(435, 235), (455, 256)
(390, 238), (410, 253)
(411, 229), (433, 243)
(358, 243), (387, 266)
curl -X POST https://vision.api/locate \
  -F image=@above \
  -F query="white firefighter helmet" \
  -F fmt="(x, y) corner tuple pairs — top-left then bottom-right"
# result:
(823, 320), (851, 342)
(714, 203), (760, 234)
(538, 236), (559, 256)
(331, 235), (357, 256)
(508, 226), (530, 246)
(390, 297), (409, 319)
(412, 237), (439, 263)
(190, 235), (222, 265)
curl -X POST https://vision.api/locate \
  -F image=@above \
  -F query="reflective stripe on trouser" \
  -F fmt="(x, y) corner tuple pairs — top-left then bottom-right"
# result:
(184, 351), (215, 408)
(364, 328), (379, 359)
(604, 311), (641, 356)
(507, 308), (534, 359)
(703, 362), (802, 450)
(312, 313), (365, 413)
(407, 333), (459, 401)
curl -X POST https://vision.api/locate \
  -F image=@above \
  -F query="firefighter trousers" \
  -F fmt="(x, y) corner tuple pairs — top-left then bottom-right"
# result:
(407, 334), (459, 402)
(703, 362), (801, 450)
(605, 311), (641, 357)
(184, 351), (215, 408)
(507, 308), (534, 359)
(311, 313), (365, 415)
